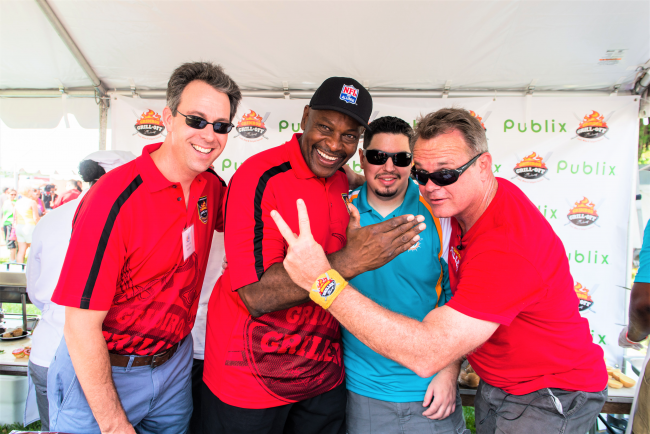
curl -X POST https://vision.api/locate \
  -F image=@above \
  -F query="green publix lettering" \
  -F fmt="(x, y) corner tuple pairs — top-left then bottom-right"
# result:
(221, 158), (243, 171)
(567, 250), (609, 265)
(504, 119), (566, 133)
(556, 161), (615, 176)
(279, 120), (302, 133)
(591, 330), (607, 345)
(536, 205), (557, 219)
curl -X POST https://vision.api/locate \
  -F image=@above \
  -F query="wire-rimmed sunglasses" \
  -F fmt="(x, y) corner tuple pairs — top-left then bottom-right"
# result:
(411, 152), (485, 186)
(177, 111), (234, 134)
(362, 149), (413, 167)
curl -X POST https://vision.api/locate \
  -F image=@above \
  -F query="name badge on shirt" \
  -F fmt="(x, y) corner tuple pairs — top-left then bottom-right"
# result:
(182, 225), (195, 261)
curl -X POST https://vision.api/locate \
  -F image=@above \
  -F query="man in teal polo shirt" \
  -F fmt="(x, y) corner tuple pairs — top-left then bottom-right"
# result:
(344, 116), (466, 434)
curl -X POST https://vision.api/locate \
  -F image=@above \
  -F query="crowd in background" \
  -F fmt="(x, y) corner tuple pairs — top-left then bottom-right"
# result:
(0, 180), (83, 264)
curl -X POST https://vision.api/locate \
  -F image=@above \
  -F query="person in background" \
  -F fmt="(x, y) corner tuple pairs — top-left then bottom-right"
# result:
(53, 180), (81, 208)
(41, 184), (58, 211)
(2, 189), (17, 262)
(344, 116), (462, 433)
(0, 187), (9, 212)
(189, 233), (225, 434)
(619, 218), (650, 434)
(25, 151), (136, 430)
(35, 190), (45, 217)
(14, 187), (41, 263)
(75, 180), (83, 192)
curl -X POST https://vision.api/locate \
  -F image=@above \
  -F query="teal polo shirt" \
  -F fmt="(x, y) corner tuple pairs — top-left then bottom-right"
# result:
(636, 219), (650, 283)
(343, 180), (451, 402)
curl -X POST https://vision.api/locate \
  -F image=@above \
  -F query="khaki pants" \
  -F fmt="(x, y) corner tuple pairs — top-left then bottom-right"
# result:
(634, 361), (650, 434)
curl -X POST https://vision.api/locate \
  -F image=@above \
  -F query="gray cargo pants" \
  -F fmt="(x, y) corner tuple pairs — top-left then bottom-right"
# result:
(475, 381), (607, 434)
(346, 387), (470, 434)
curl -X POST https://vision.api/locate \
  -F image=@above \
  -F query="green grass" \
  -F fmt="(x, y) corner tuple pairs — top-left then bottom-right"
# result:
(0, 421), (41, 433)
(2, 303), (41, 316)
(464, 406), (476, 433)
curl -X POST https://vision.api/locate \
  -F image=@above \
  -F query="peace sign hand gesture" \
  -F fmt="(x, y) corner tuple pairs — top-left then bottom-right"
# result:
(270, 199), (332, 291)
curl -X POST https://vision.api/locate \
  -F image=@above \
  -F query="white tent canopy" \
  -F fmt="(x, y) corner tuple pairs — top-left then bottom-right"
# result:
(1, 0), (649, 96)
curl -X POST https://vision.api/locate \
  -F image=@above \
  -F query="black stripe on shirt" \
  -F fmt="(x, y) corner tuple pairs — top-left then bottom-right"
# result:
(79, 175), (143, 309)
(206, 167), (227, 187)
(253, 161), (292, 280)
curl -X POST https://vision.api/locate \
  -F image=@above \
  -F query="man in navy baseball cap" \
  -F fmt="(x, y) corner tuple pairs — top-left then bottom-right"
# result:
(293, 77), (373, 180)
(202, 75), (427, 434)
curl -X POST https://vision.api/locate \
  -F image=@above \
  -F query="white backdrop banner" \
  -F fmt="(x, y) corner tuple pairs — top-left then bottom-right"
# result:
(111, 94), (640, 366)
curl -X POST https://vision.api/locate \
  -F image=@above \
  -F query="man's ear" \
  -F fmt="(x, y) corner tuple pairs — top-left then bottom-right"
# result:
(300, 106), (310, 131)
(162, 107), (174, 133)
(480, 152), (493, 179)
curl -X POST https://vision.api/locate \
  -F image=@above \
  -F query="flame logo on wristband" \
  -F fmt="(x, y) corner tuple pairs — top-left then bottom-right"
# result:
(315, 277), (336, 297)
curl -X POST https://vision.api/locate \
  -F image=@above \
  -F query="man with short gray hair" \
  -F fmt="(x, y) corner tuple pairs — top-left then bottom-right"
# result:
(48, 61), (240, 434)
(269, 107), (608, 433)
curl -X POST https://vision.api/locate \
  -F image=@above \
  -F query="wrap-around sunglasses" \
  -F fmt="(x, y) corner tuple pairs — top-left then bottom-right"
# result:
(362, 149), (413, 167)
(411, 152), (485, 186)
(178, 111), (234, 134)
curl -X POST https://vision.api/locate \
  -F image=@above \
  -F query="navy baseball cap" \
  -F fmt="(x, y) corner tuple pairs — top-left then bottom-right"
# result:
(309, 77), (373, 130)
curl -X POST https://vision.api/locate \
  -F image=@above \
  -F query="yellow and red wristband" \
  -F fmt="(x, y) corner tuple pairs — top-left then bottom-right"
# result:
(309, 269), (348, 309)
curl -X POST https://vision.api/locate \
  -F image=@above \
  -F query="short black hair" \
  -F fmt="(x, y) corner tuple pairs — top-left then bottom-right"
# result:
(363, 116), (413, 150)
(79, 160), (106, 186)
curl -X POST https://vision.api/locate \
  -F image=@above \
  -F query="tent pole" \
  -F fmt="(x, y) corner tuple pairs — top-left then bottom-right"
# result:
(34, 0), (107, 98)
(99, 100), (108, 150)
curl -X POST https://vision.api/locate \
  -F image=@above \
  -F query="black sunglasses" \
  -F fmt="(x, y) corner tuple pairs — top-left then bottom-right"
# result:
(411, 152), (485, 186)
(363, 149), (413, 167)
(177, 111), (234, 134)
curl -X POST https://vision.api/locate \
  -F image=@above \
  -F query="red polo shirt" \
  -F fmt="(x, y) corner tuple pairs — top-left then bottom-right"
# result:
(204, 133), (349, 409)
(53, 188), (80, 208)
(446, 178), (607, 395)
(52, 143), (226, 356)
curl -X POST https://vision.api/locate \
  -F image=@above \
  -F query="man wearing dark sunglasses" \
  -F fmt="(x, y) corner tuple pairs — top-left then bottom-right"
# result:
(343, 116), (466, 433)
(48, 61), (241, 434)
(202, 78), (426, 434)
(269, 108), (608, 434)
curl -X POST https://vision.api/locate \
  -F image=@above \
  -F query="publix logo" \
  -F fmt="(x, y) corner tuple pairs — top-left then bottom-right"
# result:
(134, 109), (165, 138)
(574, 111), (609, 141)
(504, 119), (566, 133)
(234, 110), (269, 142)
(512, 152), (550, 182)
(567, 197), (599, 228)
(574, 282), (595, 312)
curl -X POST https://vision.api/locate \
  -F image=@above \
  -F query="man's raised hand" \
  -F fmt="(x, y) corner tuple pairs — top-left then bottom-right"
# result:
(270, 199), (332, 290)
(331, 201), (426, 279)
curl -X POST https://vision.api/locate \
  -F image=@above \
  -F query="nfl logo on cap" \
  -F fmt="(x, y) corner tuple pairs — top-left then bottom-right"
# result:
(339, 84), (359, 105)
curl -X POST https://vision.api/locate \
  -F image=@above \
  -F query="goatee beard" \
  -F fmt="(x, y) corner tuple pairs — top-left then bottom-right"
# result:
(375, 189), (397, 198)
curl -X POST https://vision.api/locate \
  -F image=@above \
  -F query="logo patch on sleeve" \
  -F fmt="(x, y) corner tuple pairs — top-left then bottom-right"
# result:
(197, 196), (208, 224)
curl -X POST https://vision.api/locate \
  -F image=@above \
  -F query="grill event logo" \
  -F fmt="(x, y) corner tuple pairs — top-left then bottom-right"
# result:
(513, 152), (548, 181)
(134, 110), (165, 138)
(235, 110), (269, 142)
(567, 197), (599, 227)
(575, 111), (609, 140)
(574, 282), (594, 311)
(469, 110), (487, 131)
